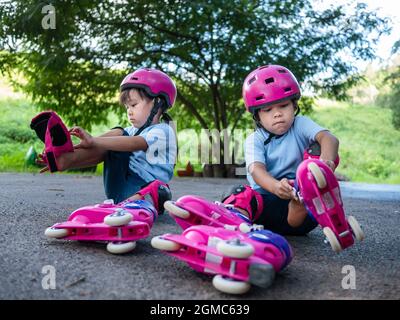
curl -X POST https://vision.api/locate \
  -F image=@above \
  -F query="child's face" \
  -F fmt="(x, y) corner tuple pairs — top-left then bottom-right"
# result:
(257, 100), (296, 135)
(124, 89), (154, 128)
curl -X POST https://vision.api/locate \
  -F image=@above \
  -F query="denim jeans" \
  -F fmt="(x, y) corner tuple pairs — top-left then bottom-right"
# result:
(102, 130), (147, 203)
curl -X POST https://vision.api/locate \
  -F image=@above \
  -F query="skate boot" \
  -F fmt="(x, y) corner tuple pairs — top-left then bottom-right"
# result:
(120, 179), (172, 215)
(44, 198), (157, 254)
(30, 111), (74, 172)
(164, 185), (263, 233)
(151, 225), (293, 294)
(295, 158), (365, 252)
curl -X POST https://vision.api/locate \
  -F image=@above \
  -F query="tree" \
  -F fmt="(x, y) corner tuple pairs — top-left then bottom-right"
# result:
(382, 41), (400, 130)
(0, 0), (389, 174)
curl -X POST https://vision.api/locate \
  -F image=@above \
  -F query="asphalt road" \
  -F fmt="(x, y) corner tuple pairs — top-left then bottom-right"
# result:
(0, 173), (399, 300)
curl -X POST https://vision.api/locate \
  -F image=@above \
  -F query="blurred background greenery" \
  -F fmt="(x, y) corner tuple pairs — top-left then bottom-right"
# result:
(0, 1), (399, 183)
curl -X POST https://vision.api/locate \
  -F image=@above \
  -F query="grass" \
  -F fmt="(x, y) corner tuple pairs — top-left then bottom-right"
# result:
(0, 98), (41, 172)
(0, 97), (105, 175)
(310, 99), (400, 184)
(0, 94), (399, 184)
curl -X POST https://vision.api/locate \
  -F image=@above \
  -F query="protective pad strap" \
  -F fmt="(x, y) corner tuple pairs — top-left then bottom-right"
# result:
(222, 184), (263, 221)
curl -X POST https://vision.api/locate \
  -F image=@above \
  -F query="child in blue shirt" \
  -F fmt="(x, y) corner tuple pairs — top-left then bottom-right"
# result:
(38, 68), (177, 206)
(224, 65), (339, 235)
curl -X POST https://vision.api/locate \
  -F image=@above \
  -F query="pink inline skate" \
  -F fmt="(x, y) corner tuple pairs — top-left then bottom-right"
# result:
(45, 180), (171, 254)
(30, 111), (74, 172)
(295, 158), (365, 252)
(164, 185), (264, 233)
(151, 225), (292, 294)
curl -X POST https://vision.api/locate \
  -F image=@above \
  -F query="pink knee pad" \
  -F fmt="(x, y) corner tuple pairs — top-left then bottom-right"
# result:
(135, 180), (172, 214)
(222, 184), (263, 221)
(30, 111), (74, 172)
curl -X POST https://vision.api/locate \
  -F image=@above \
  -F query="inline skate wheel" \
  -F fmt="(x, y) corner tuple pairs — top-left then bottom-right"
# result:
(323, 227), (342, 252)
(212, 275), (250, 294)
(238, 223), (252, 233)
(151, 236), (181, 251)
(44, 227), (69, 238)
(347, 216), (365, 241)
(249, 263), (276, 288)
(308, 162), (327, 189)
(164, 201), (190, 219)
(216, 239), (254, 259)
(104, 209), (133, 226)
(106, 241), (136, 254)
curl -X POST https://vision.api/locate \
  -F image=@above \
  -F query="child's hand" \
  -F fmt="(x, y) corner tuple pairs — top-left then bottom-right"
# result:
(273, 178), (297, 200)
(36, 154), (49, 173)
(69, 126), (94, 149)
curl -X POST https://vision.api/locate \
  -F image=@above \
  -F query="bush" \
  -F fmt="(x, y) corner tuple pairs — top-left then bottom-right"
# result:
(0, 124), (36, 143)
(362, 157), (392, 179)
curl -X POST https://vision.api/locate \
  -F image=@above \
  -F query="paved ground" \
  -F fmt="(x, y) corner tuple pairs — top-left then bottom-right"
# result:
(0, 173), (399, 300)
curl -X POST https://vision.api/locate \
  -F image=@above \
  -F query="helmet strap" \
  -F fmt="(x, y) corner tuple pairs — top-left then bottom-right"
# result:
(134, 98), (164, 136)
(161, 112), (173, 124)
(293, 99), (300, 116)
(252, 112), (286, 145)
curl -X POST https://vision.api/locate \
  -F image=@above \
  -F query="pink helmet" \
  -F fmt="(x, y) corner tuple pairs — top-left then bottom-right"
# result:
(120, 68), (177, 108)
(242, 65), (301, 113)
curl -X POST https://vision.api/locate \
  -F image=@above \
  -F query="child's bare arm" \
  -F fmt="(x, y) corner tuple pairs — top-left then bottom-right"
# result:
(70, 127), (147, 152)
(315, 130), (339, 171)
(249, 162), (295, 200)
(92, 135), (148, 152)
(98, 128), (125, 137)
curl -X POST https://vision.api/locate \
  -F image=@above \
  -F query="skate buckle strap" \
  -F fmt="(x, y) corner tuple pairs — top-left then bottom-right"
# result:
(136, 180), (172, 215)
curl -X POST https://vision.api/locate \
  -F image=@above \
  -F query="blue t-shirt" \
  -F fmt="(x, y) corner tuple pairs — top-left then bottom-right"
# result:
(125, 123), (177, 183)
(244, 116), (326, 193)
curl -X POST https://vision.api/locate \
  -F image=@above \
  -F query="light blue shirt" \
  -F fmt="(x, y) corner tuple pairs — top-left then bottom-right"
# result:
(125, 123), (177, 183)
(244, 116), (326, 193)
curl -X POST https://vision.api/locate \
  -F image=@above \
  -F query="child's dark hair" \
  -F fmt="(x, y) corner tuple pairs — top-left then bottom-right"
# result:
(119, 88), (152, 106)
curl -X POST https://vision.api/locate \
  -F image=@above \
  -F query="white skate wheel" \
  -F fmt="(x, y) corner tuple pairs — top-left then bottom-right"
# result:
(238, 223), (252, 233)
(308, 162), (327, 189)
(106, 241), (136, 254)
(212, 275), (250, 295)
(347, 216), (365, 241)
(45, 227), (69, 238)
(151, 236), (181, 251)
(164, 201), (190, 219)
(216, 239), (254, 259)
(104, 210), (133, 226)
(323, 227), (342, 252)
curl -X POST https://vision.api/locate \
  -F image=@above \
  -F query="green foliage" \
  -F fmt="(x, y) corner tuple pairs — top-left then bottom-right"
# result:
(298, 96), (315, 115)
(311, 101), (400, 183)
(0, 97), (107, 173)
(379, 42), (400, 130)
(0, 98), (37, 143)
(363, 156), (392, 179)
(0, 98), (40, 171)
(0, 0), (390, 135)
(365, 52), (400, 131)
(0, 126), (35, 144)
(1, 95), (399, 183)
(381, 67), (400, 130)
